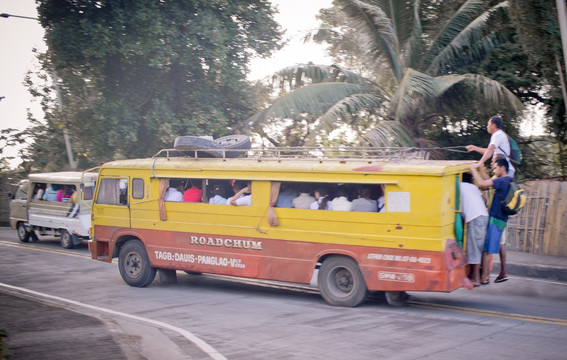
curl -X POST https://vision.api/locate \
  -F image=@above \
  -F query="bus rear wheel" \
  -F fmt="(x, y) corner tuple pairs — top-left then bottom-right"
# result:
(318, 256), (368, 307)
(17, 223), (30, 243)
(119, 240), (156, 287)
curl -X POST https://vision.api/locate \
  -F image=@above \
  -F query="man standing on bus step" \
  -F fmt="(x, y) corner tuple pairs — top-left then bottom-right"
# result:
(469, 158), (512, 284)
(466, 115), (515, 283)
(460, 172), (489, 287)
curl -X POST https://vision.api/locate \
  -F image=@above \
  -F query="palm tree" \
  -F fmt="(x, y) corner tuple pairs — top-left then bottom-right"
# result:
(247, 0), (523, 148)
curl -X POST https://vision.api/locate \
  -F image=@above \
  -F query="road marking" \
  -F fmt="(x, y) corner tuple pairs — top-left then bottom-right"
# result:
(3, 240), (566, 327)
(409, 301), (567, 326)
(0, 282), (227, 360)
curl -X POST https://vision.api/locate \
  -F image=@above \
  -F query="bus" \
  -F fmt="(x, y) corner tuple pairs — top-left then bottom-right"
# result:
(10, 172), (97, 249)
(87, 146), (474, 307)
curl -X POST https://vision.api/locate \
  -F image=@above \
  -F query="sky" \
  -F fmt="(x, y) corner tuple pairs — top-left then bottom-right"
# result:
(0, 0), (333, 168)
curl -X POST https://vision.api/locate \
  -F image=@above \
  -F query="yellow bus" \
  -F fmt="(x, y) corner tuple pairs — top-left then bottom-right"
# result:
(87, 146), (474, 307)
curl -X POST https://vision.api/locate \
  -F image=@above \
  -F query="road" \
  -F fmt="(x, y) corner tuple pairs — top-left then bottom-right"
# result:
(1, 226), (567, 359)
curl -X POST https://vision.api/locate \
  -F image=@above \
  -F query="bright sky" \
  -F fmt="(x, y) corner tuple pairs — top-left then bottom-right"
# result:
(0, 0), (333, 168)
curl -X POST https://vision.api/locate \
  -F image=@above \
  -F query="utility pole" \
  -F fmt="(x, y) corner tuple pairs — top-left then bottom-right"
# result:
(1, 12), (77, 170)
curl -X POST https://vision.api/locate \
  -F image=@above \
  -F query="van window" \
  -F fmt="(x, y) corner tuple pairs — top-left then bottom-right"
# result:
(15, 183), (28, 200)
(132, 178), (144, 199)
(96, 178), (128, 206)
(83, 186), (94, 201)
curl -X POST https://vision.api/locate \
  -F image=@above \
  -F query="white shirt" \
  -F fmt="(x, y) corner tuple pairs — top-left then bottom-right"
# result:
(332, 196), (352, 211)
(164, 187), (183, 202)
(292, 193), (316, 209)
(310, 196), (333, 210)
(489, 129), (514, 172)
(209, 195), (227, 205)
(227, 194), (251, 206)
(460, 183), (488, 223)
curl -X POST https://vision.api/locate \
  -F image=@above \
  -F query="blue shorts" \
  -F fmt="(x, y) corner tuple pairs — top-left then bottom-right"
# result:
(484, 217), (507, 254)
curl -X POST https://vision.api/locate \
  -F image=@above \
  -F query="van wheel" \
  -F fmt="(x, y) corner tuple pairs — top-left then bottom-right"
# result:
(60, 230), (74, 249)
(119, 241), (156, 287)
(318, 256), (368, 307)
(17, 223), (30, 243)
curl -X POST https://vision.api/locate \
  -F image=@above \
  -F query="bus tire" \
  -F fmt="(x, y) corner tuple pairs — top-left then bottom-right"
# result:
(17, 223), (30, 243)
(173, 136), (223, 158)
(60, 230), (74, 249)
(318, 256), (368, 307)
(119, 240), (156, 287)
(385, 291), (409, 307)
(213, 135), (251, 157)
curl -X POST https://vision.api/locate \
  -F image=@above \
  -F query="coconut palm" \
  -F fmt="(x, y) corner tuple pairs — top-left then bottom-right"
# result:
(248, 0), (523, 148)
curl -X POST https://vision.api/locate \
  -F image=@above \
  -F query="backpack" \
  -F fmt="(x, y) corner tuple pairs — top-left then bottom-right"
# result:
(499, 135), (522, 167)
(501, 180), (526, 215)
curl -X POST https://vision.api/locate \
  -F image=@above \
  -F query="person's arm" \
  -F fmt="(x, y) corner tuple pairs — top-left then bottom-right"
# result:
(230, 186), (250, 206)
(469, 164), (493, 189)
(466, 143), (495, 166)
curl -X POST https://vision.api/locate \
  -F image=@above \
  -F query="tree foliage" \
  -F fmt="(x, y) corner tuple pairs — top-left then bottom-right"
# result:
(26, 0), (283, 170)
(249, 0), (523, 152)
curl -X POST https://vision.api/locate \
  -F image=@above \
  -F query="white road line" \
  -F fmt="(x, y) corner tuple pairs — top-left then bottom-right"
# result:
(0, 282), (226, 360)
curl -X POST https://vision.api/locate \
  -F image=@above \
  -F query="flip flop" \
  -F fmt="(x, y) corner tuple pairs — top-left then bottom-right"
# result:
(480, 279), (490, 285)
(494, 276), (509, 283)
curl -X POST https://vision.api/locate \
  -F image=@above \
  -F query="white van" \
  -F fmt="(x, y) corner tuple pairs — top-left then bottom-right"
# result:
(9, 172), (97, 249)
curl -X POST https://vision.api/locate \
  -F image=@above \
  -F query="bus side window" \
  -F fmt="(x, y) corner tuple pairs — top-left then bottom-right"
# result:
(132, 178), (145, 199)
(96, 178), (128, 206)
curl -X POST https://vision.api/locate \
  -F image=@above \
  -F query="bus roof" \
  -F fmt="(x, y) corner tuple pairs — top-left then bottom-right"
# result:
(99, 156), (475, 178)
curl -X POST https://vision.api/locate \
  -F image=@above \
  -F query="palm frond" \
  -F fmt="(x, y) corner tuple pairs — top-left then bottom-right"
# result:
(317, 92), (388, 131)
(390, 68), (439, 122)
(271, 63), (373, 91)
(364, 121), (416, 147)
(424, 2), (510, 75)
(405, 0), (424, 70)
(248, 82), (376, 128)
(337, 0), (403, 81)
(434, 74), (524, 112)
(419, 0), (486, 73)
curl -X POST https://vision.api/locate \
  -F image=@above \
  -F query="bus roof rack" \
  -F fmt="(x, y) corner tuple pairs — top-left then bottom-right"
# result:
(153, 146), (431, 162)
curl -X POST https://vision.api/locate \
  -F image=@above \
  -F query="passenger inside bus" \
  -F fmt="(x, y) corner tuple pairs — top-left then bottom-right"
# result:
(228, 180), (251, 206)
(208, 183), (228, 205)
(183, 179), (202, 202)
(311, 185), (333, 210)
(275, 183), (298, 208)
(351, 186), (378, 212)
(332, 185), (352, 211)
(164, 179), (185, 202)
(292, 184), (316, 209)
(43, 184), (60, 201)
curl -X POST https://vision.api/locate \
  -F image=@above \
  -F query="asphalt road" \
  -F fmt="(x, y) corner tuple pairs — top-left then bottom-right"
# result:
(1, 227), (567, 359)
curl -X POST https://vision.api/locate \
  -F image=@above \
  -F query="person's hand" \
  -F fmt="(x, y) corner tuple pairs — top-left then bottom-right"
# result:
(243, 186), (251, 194)
(469, 163), (479, 171)
(465, 145), (475, 152)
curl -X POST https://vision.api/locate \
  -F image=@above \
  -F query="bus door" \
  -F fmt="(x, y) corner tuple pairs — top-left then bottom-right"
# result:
(92, 177), (131, 241)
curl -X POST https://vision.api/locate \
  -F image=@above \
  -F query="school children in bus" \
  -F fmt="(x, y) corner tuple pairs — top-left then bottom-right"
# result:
(331, 185), (352, 211)
(183, 179), (203, 202)
(275, 183), (298, 208)
(351, 186), (378, 212)
(43, 184), (59, 201)
(310, 185), (333, 210)
(164, 179), (185, 202)
(228, 180), (251, 206)
(209, 183), (228, 205)
(292, 184), (316, 209)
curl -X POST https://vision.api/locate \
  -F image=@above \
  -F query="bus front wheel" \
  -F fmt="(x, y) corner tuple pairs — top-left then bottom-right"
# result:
(318, 256), (368, 307)
(119, 241), (156, 287)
